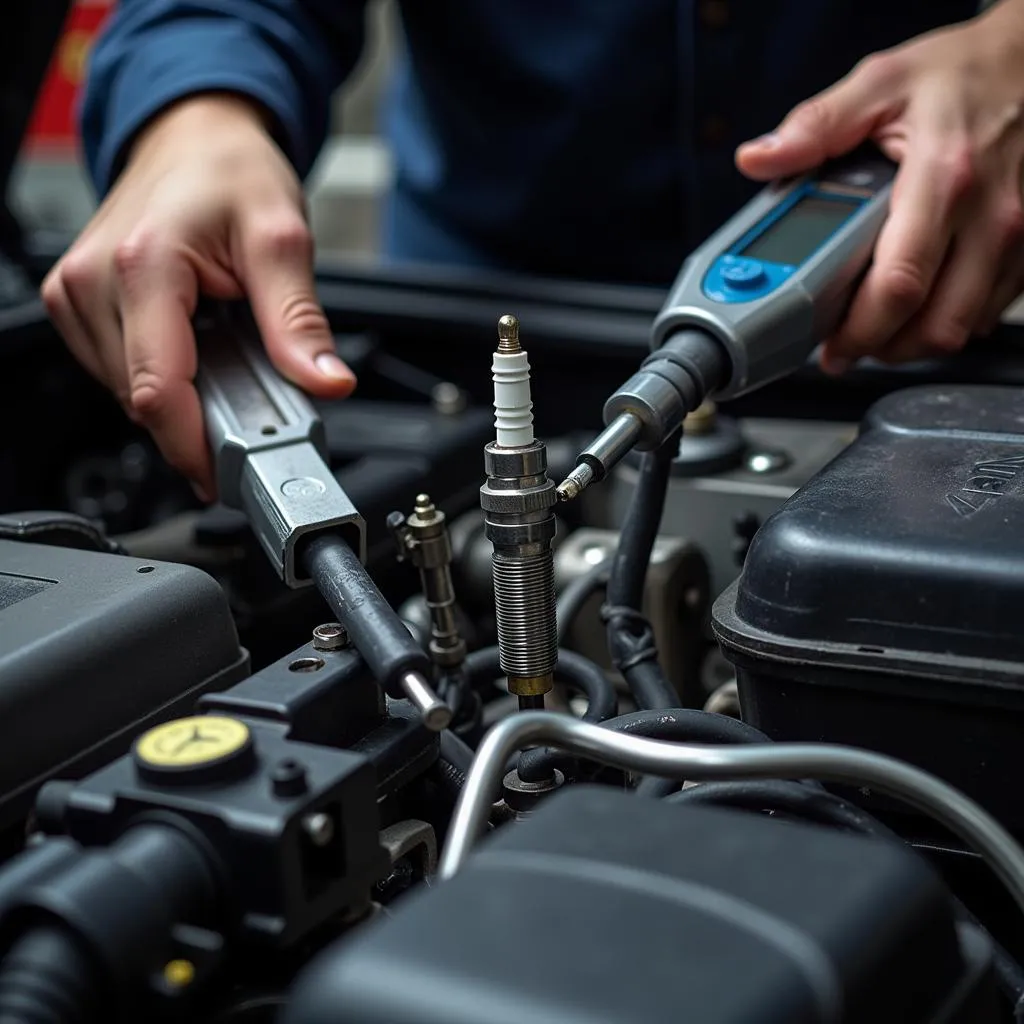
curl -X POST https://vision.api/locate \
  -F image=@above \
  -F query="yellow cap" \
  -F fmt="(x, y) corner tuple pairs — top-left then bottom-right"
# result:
(135, 716), (250, 769)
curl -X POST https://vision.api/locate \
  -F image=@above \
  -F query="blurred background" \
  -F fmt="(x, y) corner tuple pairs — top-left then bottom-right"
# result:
(12, 0), (399, 264)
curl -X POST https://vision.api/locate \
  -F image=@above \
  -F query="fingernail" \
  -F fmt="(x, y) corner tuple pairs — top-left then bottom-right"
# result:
(315, 351), (353, 381)
(192, 482), (211, 503)
(747, 132), (781, 150)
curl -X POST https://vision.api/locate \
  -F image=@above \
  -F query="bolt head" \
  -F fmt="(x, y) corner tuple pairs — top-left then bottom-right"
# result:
(312, 622), (349, 651)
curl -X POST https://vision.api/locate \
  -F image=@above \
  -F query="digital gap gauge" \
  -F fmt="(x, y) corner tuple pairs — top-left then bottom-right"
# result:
(557, 147), (896, 501)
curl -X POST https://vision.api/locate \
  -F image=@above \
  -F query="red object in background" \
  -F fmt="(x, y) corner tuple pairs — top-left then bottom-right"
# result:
(24, 0), (114, 153)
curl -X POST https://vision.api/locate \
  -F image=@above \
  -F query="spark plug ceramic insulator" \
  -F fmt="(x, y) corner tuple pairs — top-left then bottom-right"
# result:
(491, 324), (535, 447)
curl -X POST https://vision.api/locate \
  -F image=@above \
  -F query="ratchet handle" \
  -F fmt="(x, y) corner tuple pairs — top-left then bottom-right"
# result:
(195, 306), (366, 587)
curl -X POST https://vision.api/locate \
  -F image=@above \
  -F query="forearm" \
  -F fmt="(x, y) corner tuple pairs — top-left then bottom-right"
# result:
(80, 0), (369, 194)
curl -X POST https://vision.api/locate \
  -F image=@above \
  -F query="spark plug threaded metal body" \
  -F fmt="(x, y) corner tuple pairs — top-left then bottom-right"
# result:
(480, 316), (558, 704)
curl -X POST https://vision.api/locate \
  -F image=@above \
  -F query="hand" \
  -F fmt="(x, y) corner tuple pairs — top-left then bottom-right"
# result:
(736, 2), (1024, 372)
(42, 94), (356, 498)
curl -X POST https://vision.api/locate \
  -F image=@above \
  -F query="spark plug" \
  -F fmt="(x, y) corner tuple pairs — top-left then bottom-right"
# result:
(479, 315), (558, 711)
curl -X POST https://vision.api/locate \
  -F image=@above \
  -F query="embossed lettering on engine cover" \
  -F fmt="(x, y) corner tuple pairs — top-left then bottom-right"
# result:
(945, 454), (1024, 517)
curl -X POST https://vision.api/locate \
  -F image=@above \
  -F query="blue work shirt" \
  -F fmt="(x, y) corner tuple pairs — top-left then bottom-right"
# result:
(82, 1), (977, 286)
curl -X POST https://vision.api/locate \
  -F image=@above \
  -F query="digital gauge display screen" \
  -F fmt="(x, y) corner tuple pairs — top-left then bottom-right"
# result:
(740, 194), (862, 266)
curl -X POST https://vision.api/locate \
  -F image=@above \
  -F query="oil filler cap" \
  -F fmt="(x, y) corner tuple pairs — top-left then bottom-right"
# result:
(134, 715), (256, 785)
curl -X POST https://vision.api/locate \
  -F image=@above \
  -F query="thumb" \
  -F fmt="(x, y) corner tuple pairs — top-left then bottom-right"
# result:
(238, 210), (356, 398)
(736, 56), (901, 181)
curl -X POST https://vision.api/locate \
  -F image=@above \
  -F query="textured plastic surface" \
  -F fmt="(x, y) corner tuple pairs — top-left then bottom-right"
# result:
(713, 385), (1024, 832)
(283, 788), (995, 1024)
(731, 385), (1024, 661)
(0, 540), (248, 827)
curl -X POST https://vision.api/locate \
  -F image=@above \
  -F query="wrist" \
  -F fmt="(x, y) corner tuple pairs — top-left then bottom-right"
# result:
(129, 92), (274, 163)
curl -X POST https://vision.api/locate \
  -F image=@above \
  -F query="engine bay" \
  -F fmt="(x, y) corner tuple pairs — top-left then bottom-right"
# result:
(4, 262), (1024, 1023)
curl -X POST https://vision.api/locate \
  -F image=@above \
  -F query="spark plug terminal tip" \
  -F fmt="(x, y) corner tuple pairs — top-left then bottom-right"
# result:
(497, 314), (520, 352)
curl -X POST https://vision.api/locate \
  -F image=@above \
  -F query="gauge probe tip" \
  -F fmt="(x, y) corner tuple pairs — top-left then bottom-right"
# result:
(556, 410), (645, 502)
(555, 464), (594, 503)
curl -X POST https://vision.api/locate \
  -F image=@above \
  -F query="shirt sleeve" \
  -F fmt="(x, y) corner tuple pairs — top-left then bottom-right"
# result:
(79, 0), (368, 195)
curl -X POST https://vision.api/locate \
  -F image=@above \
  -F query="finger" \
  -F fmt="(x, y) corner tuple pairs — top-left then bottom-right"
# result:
(907, 197), (1022, 353)
(868, 186), (1024, 364)
(113, 236), (214, 496)
(976, 249), (1024, 335)
(825, 141), (973, 369)
(736, 53), (904, 180)
(236, 210), (356, 397)
(52, 253), (134, 406)
(40, 270), (109, 385)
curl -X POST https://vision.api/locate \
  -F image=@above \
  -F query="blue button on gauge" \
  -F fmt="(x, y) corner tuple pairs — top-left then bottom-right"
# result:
(720, 258), (767, 289)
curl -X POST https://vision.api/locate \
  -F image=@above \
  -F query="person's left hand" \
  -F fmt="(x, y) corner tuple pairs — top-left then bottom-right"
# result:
(736, 1), (1024, 373)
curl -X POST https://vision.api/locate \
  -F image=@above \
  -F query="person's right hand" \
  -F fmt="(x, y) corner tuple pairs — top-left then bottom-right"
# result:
(42, 93), (357, 500)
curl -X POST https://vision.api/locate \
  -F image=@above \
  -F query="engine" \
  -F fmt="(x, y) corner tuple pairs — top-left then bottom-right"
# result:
(2, 267), (1024, 1024)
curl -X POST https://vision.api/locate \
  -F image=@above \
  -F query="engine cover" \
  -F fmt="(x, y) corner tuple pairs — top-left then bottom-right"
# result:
(0, 539), (248, 828)
(283, 787), (996, 1024)
(713, 385), (1024, 836)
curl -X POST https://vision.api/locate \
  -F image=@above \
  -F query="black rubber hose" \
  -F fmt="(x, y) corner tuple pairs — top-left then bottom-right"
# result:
(431, 757), (467, 803)
(556, 560), (609, 644)
(636, 774), (695, 799)
(0, 925), (98, 1024)
(608, 708), (770, 744)
(440, 730), (475, 776)
(604, 430), (681, 709)
(622, 660), (678, 715)
(666, 779), (886, 834)
(463, 646), (505, 692)
(634, 716), (778, 799)
(553, 650), (618, 722)
(437, 665), (470, 721)
(518, 707), (770, 784)
(605, 431), (678, 611)
(463, 647), (617, 724)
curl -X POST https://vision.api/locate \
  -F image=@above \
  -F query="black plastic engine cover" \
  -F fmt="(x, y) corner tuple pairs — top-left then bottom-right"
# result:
(0, 540), (248, 828)
(713, 385), (1024, 836)
(282, 787), (996, 1024)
